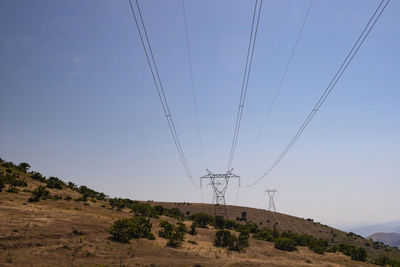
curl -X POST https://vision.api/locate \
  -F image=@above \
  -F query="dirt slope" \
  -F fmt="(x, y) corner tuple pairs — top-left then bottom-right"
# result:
(1, 165), (399, 266)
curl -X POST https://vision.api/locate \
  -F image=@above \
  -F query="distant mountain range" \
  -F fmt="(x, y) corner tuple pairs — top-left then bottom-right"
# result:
(368, 232), (400, 248)
(347, 221), (400, 237)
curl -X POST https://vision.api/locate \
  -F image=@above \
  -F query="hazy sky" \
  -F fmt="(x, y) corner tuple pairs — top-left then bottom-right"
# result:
(0, 0), (399, 227)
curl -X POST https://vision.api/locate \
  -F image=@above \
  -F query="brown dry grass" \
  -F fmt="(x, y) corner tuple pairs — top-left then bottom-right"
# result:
(0, 166), (397, 266)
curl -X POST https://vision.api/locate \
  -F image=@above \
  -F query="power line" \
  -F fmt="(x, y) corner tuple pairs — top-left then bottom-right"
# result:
(128, 0), (199, 189)
(181, 0), (206, 167)
(245, 0), (390, 187)
(239, 0), (314, 169)
(227, 0), (263, 171)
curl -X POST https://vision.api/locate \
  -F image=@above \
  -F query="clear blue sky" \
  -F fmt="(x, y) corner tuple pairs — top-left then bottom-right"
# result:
(0, 0), (399, 227)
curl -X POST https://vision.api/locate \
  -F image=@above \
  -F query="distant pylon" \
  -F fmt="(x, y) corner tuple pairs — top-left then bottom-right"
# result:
(265, 188), (278, 212)
(200, 169), (240, 216)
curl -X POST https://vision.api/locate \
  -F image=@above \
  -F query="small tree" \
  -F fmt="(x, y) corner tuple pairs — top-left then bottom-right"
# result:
(109, 218), (136, 243)
(109, 217), (154, 243)
(46, 177), (64, 189)
(30, 172), (46, 182)
(237, 231), (250, 250)
(167, 230), (184, 248)
(274, 237), (297, 251)
(189, 223), (197, 235)
(351, 247), (367, 262)
(214, 215), (225, 229)
(159, 220), (174, 239)
(0, 179), (4, 192)
(191, 213), (214, 228)
(29, 185), (50, 202)
(18, 162), (31, 172)
(214, 230), (236, 248)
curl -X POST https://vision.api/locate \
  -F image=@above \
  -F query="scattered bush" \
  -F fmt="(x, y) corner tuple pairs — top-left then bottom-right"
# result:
(52, 194), (62, 200)
(18, 162), (31, 172)
(214, 215), (225, 229)
(78, 185), (106, 200)
(67, 181), (77, 190)
(329, 244), (367, 262)
(0, 179), (4, 192)
(46, 177), (64, 189)
(159, 220), (186, 248)
(64, 196), (72, 201)
(30, 172), (46, 182)
(190, 213), (214, 228)
(189, 223), (197, 235)
(373, 255), (400, 266)
(214, 229), (248, 251)
(0, 172), (27, 188)
(214, 230), (236, 248)
(351, 247), (367, 262)
(274, 237), (297, 251)
(159, 220), (174, 239)
(28, 185), (50, 202)
(6, 186), (19, 193)
(109, 217), (154, 243)
(254, 228), (274, 242)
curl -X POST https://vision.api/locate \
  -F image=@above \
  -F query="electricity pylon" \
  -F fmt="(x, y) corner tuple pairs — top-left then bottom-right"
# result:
(265, 188), (278, 212)
(200, 169), (240, 216)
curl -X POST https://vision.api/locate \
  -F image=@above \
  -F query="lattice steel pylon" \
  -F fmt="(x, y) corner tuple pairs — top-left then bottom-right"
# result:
(265, 188), (278, 212)
(200, 169), (240, 216)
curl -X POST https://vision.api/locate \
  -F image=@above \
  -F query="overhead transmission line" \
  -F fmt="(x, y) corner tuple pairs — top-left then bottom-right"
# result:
(128, 0), (199, 189)
(227, 0), (263, 171)
(239, 0), (314, 169)
(181, 0), (207, 167)
(245, 0), (390, 187)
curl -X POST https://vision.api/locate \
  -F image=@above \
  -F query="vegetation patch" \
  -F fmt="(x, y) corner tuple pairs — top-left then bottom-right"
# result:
(28, 186), (50, 202)
(109, 217), (154, 243)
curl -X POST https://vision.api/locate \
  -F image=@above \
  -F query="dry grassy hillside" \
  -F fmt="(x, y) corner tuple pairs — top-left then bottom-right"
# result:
(1, 161), (399, 266)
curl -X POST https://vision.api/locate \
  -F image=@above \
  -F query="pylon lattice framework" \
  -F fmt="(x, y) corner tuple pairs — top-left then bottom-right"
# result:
(200, 169), (240, 216)
(265, 188), (278, 212)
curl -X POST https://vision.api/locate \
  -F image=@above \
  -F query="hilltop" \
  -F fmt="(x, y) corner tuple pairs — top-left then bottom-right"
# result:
(1, 158), (400, 266)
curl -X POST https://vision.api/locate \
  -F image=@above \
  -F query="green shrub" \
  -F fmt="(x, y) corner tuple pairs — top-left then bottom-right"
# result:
(237, 231), (250, 250)
(214, 229), (248, 251)
(225, 219), (240, 230)
(67, 181), (78, 190)
(214, 229), (236, 248)
(214, 216), (225, 229)
(189, 223), (197, 235)
(18, 162), (31, 172)
(52, 194), (62, 200)
(6, 185), (19, 193)
(159, 220), (186, 248)
(274, 237), (297, 251)
(0, 179), (4, 192)
(373, 255), (400, 266)
(46, 176), (64, 189)
(238, 211), (247, 222)
(163, 207), (185, 220)
(254, 228), (274, 242)
(64, 196), (72, 201)
(30, 172), (46, 182)
(109, 217), (154, 243)
(167, 230), (184, 248)
(130, 202), (158, 217)
(351, 247), (367, 262)
(29, 185), (50, 202)
(159, 220), (174, 239)
(191, 213), (214, 228)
